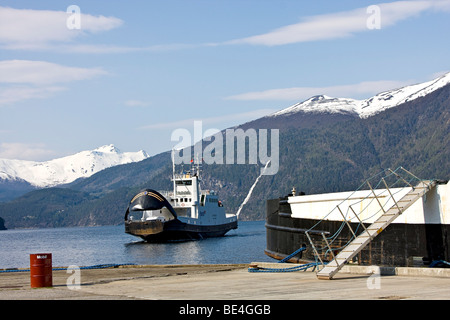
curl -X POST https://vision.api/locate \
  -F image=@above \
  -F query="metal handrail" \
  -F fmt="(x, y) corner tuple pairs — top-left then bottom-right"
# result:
(305, 231), (324, 270)
(382, 178), (402, 213)
(304, 167), (430, 271)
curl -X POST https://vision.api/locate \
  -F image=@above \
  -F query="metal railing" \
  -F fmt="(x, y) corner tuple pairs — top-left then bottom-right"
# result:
(305, 167), (432, 270)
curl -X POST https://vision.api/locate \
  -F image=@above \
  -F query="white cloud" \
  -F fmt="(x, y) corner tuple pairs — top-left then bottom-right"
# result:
(0, 142), (57, 161)
(138, 109), (276, 130)
(226, 0), (450, 46)
(63, 43), (197, 54)
(2, 1), (449, 53)
(0, 60), (108, 106)
(124, 100), (150, 107)
(0, 60), (107, 85)
(0, 6), (195, 54)
(0, 6), (123, 51)
(226, 80), (413, 101)
(0, 86), (66, 105)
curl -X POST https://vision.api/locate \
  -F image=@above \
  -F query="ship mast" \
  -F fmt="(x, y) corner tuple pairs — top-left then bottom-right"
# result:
(193, 153), (202, 178)
(171, 149), (177, 199)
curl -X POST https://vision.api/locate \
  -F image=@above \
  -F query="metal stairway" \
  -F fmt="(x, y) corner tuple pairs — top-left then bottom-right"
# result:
(313, 177), (436, 280)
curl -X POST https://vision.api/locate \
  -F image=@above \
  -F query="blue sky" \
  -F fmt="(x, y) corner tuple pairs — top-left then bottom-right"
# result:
(0, 0), (449, 161)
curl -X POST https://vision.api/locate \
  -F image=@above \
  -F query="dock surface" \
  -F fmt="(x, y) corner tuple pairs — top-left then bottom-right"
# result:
(1, 263), (450, 300)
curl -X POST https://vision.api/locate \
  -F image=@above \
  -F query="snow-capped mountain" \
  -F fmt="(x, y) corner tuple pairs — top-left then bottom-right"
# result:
(0, 144), (149, 188)
(270, 72), (450, 119)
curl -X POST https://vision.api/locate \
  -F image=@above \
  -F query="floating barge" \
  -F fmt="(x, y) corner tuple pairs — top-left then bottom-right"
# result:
(265, 169), (449, 269)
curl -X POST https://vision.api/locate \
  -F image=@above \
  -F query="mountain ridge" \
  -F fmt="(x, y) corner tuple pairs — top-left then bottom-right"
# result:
(0, 77), (448, 228)
(269, 72), (450, 119)
(0, 144), (148, 189)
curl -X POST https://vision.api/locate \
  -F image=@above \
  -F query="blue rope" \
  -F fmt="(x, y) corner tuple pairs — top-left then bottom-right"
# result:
(429, 260), (450, 268)
(278, 246), (306, 263)
(0, 263), (136, 273)
(248, 246), (322, 273)
(0, 268), (30, 273)
(248, 262), (320, 273)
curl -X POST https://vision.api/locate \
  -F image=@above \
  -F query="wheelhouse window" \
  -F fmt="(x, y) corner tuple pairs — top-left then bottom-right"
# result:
(176, 180), (192, 185)
(200, 194), (205, 206)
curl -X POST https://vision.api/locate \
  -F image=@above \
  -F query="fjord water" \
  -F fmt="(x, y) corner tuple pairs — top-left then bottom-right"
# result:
(0, 221), (273, 269)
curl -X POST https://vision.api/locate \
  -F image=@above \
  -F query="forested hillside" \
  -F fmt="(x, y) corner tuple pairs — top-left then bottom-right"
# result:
(1, 84), (449, 229)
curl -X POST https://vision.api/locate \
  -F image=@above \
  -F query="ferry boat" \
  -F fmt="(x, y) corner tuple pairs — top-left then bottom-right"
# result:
(265, 170), (449, 267)
(124, 160), (238, 242)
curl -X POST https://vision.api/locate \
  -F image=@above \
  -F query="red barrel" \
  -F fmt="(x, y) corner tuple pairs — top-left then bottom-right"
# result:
(30, 253), (52, 288)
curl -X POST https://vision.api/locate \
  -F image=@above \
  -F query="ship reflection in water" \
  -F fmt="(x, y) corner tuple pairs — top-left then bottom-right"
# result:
(123, 221), (271, 265)
(0, 221), (271, 269)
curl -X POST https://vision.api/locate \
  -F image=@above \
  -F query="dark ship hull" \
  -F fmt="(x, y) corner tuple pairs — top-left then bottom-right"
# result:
(125, 218), (238, 242)
(265, 187), (450, 267)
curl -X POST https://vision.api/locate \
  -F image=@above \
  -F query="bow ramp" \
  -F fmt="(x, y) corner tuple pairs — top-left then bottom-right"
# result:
(306, 168), (437, 280)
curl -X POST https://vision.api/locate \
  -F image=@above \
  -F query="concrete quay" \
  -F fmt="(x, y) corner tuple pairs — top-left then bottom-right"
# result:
(1, 263), (450, 300)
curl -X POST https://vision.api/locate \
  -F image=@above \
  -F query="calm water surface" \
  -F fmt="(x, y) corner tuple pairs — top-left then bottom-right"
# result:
(0, 221), (273, 269)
